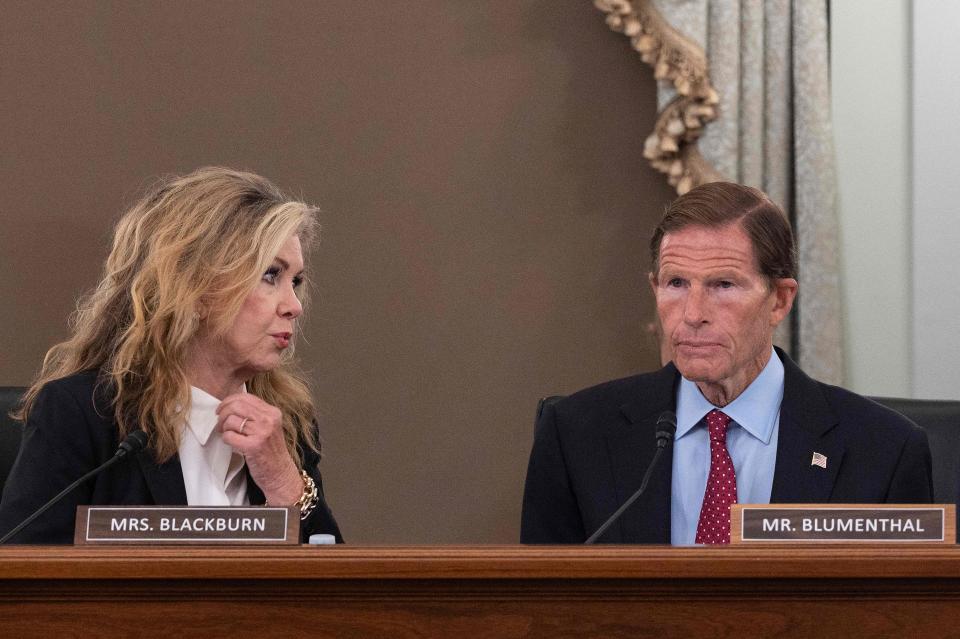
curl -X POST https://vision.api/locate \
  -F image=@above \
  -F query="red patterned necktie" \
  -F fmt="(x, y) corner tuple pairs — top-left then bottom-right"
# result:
(695, 409), (737, 544)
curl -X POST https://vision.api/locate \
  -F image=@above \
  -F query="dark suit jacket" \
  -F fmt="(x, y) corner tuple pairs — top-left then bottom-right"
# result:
(0, 371), (343, 544)
(520, 349), (934, 543)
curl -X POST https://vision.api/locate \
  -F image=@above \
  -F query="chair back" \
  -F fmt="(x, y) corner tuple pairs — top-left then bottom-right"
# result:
(0, 387), (26, 498)
(869, 396), (960, 508)
(534, 395), (564, 439)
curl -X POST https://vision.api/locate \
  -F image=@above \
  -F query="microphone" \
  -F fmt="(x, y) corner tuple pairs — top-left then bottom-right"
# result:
(0, 429), (148, 544)
(584, 411), (676, 544)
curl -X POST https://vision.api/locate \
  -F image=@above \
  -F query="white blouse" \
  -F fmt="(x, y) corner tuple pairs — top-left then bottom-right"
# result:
(179, 386), (249, 506)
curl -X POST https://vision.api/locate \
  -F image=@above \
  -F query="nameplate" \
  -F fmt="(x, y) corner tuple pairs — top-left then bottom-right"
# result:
(74, 506), (299, 545)
(730, 504), (955, 544)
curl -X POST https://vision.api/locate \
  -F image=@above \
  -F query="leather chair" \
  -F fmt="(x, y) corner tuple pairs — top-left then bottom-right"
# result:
(535, 394), (960, 517)
(534, 395), (562, 439)
(868, 396), (960, 509)
(0, 387), (26, 498)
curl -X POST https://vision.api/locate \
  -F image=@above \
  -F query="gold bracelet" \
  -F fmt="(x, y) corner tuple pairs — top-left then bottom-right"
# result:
(294, 469), (320, 521)
(264, 470), (319, 521)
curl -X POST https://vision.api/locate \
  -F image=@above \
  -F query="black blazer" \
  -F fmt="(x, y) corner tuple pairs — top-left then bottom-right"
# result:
(0, 371), (342, 544)
(520, 348), (934, 543)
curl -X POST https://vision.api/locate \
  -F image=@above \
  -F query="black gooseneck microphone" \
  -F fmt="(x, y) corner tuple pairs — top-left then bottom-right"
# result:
(0, 430), (148, 544)
(584, 411), (677, 544)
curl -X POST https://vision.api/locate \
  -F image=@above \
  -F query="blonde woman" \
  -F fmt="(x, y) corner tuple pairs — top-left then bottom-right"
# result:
(0, 167), (342, 543)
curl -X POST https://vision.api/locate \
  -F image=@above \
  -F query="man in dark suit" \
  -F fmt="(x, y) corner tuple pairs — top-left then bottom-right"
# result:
(521, 182), (932, 544)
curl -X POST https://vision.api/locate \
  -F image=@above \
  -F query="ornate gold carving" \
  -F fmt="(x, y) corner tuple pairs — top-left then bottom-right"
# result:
(594, 0), (722, 193)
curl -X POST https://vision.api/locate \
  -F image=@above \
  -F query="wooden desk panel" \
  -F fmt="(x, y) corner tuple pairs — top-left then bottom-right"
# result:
(1, 545), (959, 638)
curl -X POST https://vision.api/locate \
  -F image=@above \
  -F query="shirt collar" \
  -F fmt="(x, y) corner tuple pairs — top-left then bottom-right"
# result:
(674, 348), (784, 444)
(184, 384), (246, 446)
(185, 386), (221, 446)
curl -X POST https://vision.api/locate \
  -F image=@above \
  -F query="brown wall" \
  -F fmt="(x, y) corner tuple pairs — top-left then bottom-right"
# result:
(0, 1), (672, 543)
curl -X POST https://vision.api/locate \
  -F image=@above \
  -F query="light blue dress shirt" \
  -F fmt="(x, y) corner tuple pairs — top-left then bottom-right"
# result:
(670, 348), (784, 545)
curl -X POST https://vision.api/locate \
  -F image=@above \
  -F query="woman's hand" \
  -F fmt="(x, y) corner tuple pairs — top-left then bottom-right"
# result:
(216, 393), (303, 506)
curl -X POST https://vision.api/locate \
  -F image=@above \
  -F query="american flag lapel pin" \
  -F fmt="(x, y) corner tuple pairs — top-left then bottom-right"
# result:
(811, 452), (827, 469)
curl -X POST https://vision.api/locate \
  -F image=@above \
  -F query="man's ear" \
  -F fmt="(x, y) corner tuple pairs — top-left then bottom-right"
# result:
(769, 277), (798, 326)
(648, 272), (658, 295)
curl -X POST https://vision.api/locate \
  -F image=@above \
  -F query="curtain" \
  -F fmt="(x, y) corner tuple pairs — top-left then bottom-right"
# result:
(594, 0), (842, 384)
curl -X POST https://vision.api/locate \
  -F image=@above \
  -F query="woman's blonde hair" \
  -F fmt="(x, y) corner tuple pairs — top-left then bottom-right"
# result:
(16, 167), (321, 465)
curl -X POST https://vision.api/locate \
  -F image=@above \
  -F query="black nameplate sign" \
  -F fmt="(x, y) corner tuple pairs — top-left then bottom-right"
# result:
(75, 506), (299, 545)
(731, 504), (955, 543)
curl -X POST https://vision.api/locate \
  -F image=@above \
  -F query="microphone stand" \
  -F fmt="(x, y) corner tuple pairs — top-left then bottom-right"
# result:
(0, 431), (147, 544)
(584, 413), (676, 545)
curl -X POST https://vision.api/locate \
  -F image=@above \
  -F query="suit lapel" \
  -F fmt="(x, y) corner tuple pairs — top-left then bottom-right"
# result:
(136, 451), (188, 505)
(603, 364), (678, 543)
(770, 349), (845, 502)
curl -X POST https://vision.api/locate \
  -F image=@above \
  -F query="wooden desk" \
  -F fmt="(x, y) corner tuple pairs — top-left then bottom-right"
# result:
(1, 545), (959, 637)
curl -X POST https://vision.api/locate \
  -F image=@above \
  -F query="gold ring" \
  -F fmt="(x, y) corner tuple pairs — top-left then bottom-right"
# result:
(239, 417), (249, 434)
